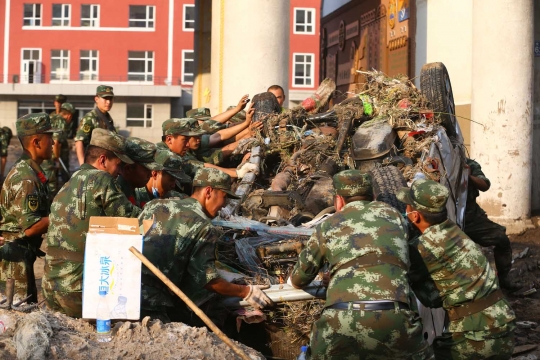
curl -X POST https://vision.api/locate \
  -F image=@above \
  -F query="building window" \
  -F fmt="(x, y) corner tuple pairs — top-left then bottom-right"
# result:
(52, 4), (70, 26)
(126, 104), (153, 128)
(23, 4), (42, 26)
(129, 5), (155, 28)
(293, 53), (314, 87)
(21, 49), (42, 84)
(183, 4), (195, 31)
(81, 4), (99, 27)
(128, 51), (153, 82)
(294, 8), (315, 34)
(80, 50), (98, 81)
(182, 50), (194, 85)
(51, 50), (69, 81)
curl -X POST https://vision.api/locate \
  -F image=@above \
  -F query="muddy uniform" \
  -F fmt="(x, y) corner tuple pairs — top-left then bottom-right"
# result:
(74, 107), (116, 149)
(0, 153), (50, 302)
(464, 159), (513, 281)
(290, 171), (432, 360)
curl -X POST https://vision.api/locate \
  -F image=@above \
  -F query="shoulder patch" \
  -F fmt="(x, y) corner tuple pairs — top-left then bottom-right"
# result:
(82, 123), (92, 133)
(27, 194), (39, 212)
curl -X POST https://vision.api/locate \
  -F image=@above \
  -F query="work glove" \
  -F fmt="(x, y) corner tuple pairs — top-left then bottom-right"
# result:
(243, 284), (274, 309)
(236, 162), (259, 179)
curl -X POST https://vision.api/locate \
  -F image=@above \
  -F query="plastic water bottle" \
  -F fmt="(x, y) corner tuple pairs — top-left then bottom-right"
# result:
(96, 290), (112, 342)
(297, 345), (308, 360)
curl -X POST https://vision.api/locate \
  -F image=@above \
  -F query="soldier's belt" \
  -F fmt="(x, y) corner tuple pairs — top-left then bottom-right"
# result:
(332, 253), (407, 276)
(328, 301), (409, 311)
(446, 288), (504, 321)
(46, 247), (84, 263)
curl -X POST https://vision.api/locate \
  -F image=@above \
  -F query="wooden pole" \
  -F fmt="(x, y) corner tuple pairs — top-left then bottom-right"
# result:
(129, 247), (251, 360)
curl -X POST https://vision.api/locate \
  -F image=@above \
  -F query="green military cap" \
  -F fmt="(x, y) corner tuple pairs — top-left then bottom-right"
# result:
(125, 137), (164, 171)
(154, 150), (192, 183)
(16, 112), (60, 137)
(60, 102), (76, 114)
(162, 118), (206, 137)
(332, 170), (373, 198)
(96, 85), (114, 98)
(90, 128), (134, 164)
(186, 108), (211, 119)
(199, 119), (226, 133)
(396, 179), (449, 213)
(55, 94), (67, 103)
(192, 168), (240, 199)
(228, 107), (246, 124)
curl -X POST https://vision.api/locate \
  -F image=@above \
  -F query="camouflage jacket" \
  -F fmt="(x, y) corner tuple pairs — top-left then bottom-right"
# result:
(50, 114), (69, 148)
(291, 200), (412, 306)
(43, 163), (141, 293)
(74, 107), (116, 147)
(155, 142), (204, 178)
(116, 175), (139, 207)
(466, 158), (490, 203)
(0, 153), (49, 241)
(0, 128), (10, 157)
(409, 219), (515, 333)
(138, 197), (220, 310)
(134, 187), (188, 208)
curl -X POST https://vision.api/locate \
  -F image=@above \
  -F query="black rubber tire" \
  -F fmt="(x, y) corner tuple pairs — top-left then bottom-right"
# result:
(420, 62), (457, 138)
(370, 166), (408, 213)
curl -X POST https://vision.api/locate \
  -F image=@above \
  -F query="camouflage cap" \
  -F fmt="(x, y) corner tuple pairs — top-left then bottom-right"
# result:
(332, 170), (373, 198)
(60, 102), (76, 114)
(192, 168), (240, 199)
(16, 112), (60, 136)
(199, 119), (226, 133)
(89, 128), (134, 164)
(396, 179), (449, 213)
(228, 107), (246, 124)
(125, 137), (164, 171)
(154, 150), (192, 183)
(55, 94), (67, 103)
(186, 108), (211, 119)
(162, 118), (207, 137)
(96, 85), (114, 98)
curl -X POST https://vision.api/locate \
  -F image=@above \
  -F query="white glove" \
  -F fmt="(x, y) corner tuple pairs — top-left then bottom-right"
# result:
(243, 284), (274, 309)
(236, 162), (259, 179)
(286, 276), (294, 287)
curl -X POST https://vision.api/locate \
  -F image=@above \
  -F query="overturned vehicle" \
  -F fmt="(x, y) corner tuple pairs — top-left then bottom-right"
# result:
(213, 63), (468, 358)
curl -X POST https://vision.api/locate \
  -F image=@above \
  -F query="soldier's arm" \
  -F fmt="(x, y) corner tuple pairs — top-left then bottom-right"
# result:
(466, 159), (490, 192)
(24, 217), (49, 237)
(290, 227), (324, 289)
(12, 180), (48, 236)
(203, 163), (237, 178)
(74, 116), (94, 165)
(100, 176), (142, 218)
(188, 225), (221, 291)
(210, 94), (249, 123)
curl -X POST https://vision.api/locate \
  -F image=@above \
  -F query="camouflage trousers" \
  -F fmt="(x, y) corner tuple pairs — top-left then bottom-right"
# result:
(307, 306), (434, 360)
(41, 159), (58, 201)
(433, 323), (515, 360)
(42, 287), (83, 318)
(464, 203), (512, 278)
(0, 260), (34, 301)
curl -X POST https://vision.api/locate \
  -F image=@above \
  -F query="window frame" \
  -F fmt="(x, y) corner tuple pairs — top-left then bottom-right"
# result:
(52, 4), (71, 26)
(293, 8), (316, 35)
(183, 4), (195, 32)
(292, 52), (314, 88)
(80, 50), (99, 81)
(128, 5), (155, 29)
(81, 4), (100, 27)
(50, 49), (70, 81)
(181, 50), (194, 85)
(126, 103), (153, 128)
(23, 4), (42, 27)
(127, 51), (154, 82)
(20, 48), (42, 84)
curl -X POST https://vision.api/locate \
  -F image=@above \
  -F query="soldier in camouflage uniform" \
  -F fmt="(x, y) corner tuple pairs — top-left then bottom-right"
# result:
(463, 158), (516, 290)
(139, 168), (273, 324)
(0, 113), (59, 303)
(74, 85), (116, 166)
(289, 170), (433, 360)
(50, 94), (67, 117)
(117, 137), (163, 207)
(0, 126), (13, 179)
(134, 149), (190, 208)
(398, 179), (516, 359)
(42, 128), (141, 318)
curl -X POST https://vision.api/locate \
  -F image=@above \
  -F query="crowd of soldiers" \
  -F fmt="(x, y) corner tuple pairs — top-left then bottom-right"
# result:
(0, 84), (518, 359)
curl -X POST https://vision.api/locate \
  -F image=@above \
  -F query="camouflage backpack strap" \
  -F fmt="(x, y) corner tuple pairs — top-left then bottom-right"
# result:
(331, 252), (408, 277)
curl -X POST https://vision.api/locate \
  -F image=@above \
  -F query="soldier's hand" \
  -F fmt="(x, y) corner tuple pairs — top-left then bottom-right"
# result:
(236, 162), (258, 178)
(0, 236), (4, 246)
(243, 284), (274, 309)
(237, 94), (250, 111)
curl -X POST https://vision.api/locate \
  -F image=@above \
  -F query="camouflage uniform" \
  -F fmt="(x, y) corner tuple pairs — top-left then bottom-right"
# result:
(138, 168), (238, 323)
(290, 170), (433, 360)
(0, 113), (58, 302)
(187, 108), (226, 165)
(74, 85), (116, 149)
(0, 127), (12, 158)
(464, 158), (513, 282)
(42, 129), (141, 318)
(397, 179), (516, 360)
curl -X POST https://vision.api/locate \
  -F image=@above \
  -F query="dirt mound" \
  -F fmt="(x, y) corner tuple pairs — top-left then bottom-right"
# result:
(0, 309), (264, 360)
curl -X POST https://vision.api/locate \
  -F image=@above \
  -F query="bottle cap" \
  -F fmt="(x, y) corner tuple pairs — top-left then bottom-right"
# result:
(301, 345), (308, 352)
(99, 290), (107, 296)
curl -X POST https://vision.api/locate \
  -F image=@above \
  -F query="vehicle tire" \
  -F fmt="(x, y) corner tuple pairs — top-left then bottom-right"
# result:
(370, 166), (407, 213)
(420, 62), (458, 138)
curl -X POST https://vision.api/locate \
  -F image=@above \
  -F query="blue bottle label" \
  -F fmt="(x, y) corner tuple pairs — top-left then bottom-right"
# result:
(96, 319), (111, 333)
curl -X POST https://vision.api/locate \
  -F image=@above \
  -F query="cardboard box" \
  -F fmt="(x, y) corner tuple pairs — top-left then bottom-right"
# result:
(82, 217), (146, 320)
